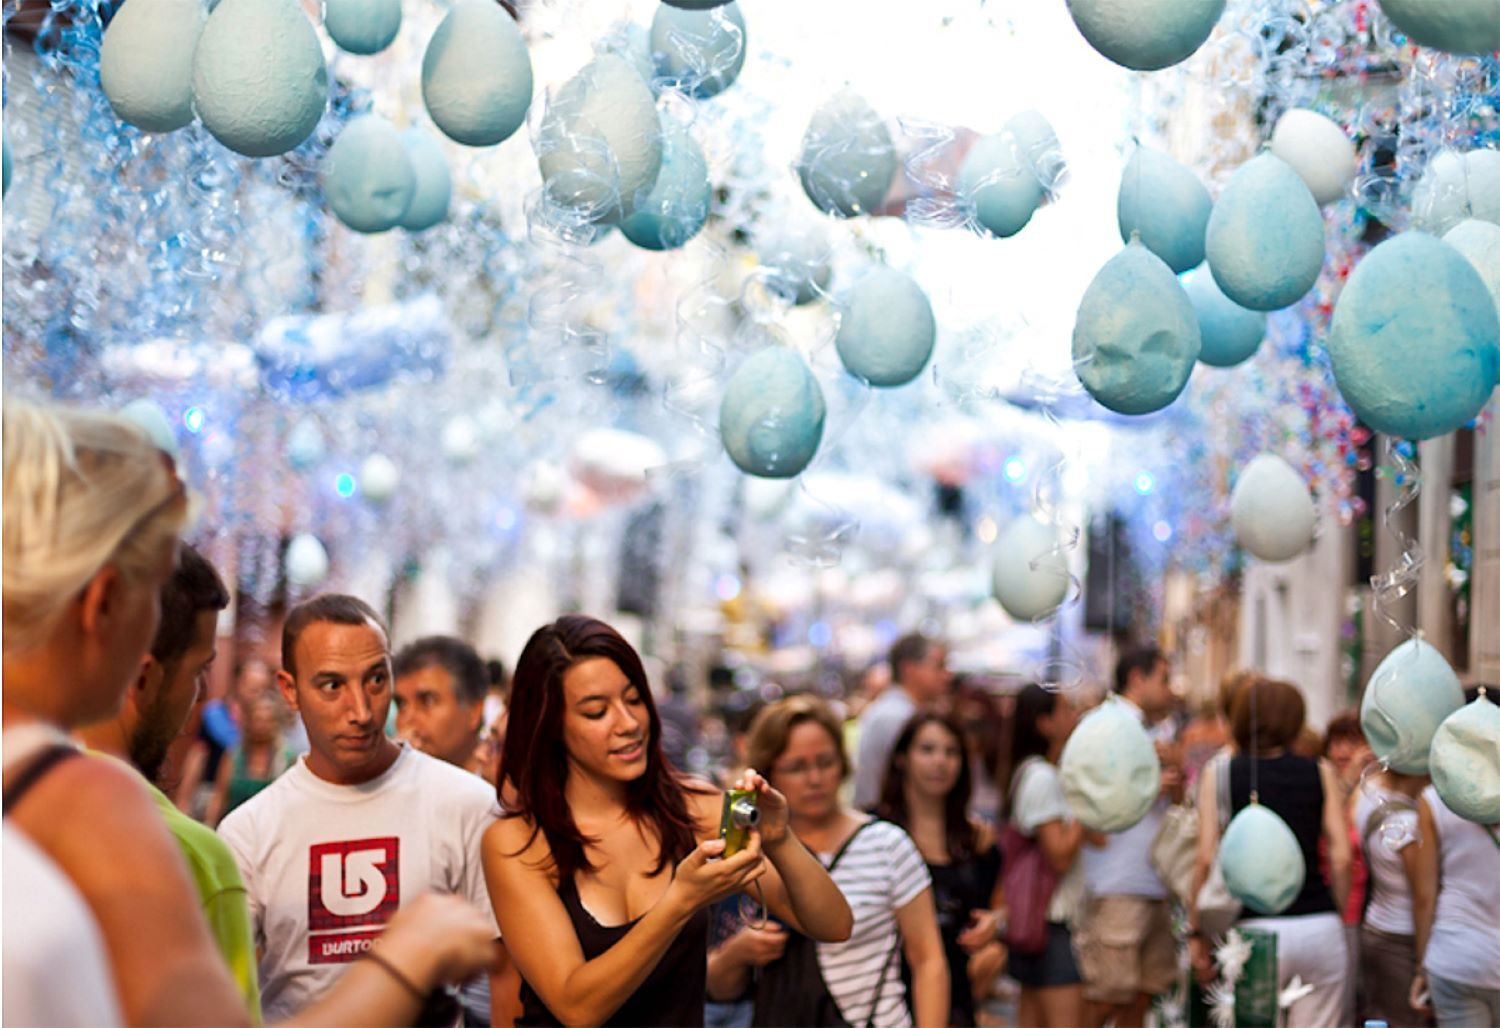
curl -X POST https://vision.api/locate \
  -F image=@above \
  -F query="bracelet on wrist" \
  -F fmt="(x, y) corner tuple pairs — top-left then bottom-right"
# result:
(364, 948), (426, 1002)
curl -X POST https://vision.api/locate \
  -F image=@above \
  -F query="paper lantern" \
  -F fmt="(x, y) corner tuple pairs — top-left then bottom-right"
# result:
(285, 533), (330, 588)
(324, 0), (401, 55)
(1444, 220), (1500, 319)
(359, 453), (400, 504)
(760, 229), (833, 305)
(1377, 0), (1500, 55)
(1073, 240), (1201, 415)
(1327, 232), (1499, 441)
(957, 131), (1045, 239)
(1229, 454), (1316, 562)
(1414, 150), (1500, 237)
(99, 0), (205, 132)
(1059, 696), (1161, 832)
(797, 90), (896, 218)
(286, 418), (324, 470)
(620, 115), (711, 251)
(1185, 267), (1265, 367)
(1220, 805), (1305, 915)
(991, 516), (1069, 621)
(1117, 145), (1212, 273)
(1205, 153), (1325, 311)
(719, 347), (826, 478)
(324, 115), (415, 234)
(191, 0), (327, 158)
(398, 128), (452, 232)
(1430, 695), (1500, 823)
(834, 267), (936, 387)
(119, 399), (181, 460)
(537, 54), (663, 222)
(422, 0), (533, 147)
(1269, 109), (1356, 207)
(649, 1), (746, 99)
(1065, 0), (1225, 70)
(1361, 637), (1465, 774)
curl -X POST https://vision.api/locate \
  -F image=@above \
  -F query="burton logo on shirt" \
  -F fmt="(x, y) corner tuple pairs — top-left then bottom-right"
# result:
(307, 837), (400, 963)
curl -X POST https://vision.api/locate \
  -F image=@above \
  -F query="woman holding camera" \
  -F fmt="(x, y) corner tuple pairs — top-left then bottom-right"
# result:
(482, 617), (850, 1026)
(709, 695), (949, 1028)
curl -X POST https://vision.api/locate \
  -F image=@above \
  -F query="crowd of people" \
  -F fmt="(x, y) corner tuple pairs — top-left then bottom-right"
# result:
(4, 396), (1499, 1028)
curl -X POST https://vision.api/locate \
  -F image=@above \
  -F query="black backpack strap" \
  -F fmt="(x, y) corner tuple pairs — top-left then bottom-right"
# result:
(827, 818), (879, 871)
(3, 744), (80, 815)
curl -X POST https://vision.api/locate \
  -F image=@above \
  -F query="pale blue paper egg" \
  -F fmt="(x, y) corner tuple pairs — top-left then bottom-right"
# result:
(191, 0), (327, 157)
(119, 399), (181, 460)
(286, 418), (325, 470)
(360, 453), (400, 504)
(719, 347), (826, 478)
(100, 0), (205, 133)
(422, 0), (533, 148)
(285, 533), (330, 588)
(1220, 805), (1305, 915)
(324, 0), (401, 56)
(1229, 453), (1316, 562)
(760, 229), (833, 305)
(1378, 0), (1500, 55)
(649, 1), (746, 100)
(1361, 637), (1465, 774)
(325, 115), (415, 234)
(1060, 696), (1161, 833)
(834, 267), (936, 387)
(797, 90), (896, 218)
(1444, 220), (1500, 318)
(1073, 240), (1202, 415)
(537, 54), (662, 222)
(1327, 232), (1499, 441)
(1269, 109), (1356, 207)
(620, 114), (710, 251)
(1430, 696), (1500, 823)
(957, 131), (1044, 238)
(1185, 267), (1265, 367)
(1065, 0), (1226, 70)
(991, 516), (1069, 621)
(1004, 110), (1062, 188)
(1205, 153), (1324, 311)
(399, 128), (452, 232)
(1117, 145), (1212, 273)
(1414, 150), (1500, 236)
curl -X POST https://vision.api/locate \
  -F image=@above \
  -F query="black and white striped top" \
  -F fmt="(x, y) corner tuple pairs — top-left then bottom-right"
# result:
(817, 820), (932, 1028)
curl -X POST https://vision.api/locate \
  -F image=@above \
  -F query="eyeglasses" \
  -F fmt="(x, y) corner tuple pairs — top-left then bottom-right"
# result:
(772, 754), (842, 779)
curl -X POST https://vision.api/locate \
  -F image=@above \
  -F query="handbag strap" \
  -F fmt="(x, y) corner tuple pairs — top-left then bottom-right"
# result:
(860, 933), (900, 1028)
(3, 745), (79, 816)
(1213, 752), (1233, 833)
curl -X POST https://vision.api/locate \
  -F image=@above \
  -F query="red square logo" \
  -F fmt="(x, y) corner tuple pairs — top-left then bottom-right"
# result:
(308, 837), (400, 933)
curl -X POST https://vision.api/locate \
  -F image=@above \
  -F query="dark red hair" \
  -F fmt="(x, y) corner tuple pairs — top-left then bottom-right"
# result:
(499, 615), (701, 880)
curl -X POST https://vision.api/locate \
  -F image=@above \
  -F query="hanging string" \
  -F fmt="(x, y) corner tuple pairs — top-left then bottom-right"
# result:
(1249, 675), (1259, 806)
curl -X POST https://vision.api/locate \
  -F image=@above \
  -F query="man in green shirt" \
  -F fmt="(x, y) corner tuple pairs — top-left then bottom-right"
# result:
(75, 543), (260, 1020)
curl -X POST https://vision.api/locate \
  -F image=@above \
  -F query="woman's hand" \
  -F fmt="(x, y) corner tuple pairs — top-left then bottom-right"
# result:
(1188, 936), (1215, 986)
(733, 769), (791, 849)
(956, 909), (1003, 954)
(722, 922), (789, 969)
(1408, 971), (1433, 1019)
(669, 836), (767, 914)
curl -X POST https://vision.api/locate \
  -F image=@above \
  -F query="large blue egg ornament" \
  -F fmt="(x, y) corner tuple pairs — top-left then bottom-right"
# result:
(649, 1), (746, 100)
(422, 0), (533, 147)
(1220, 805), (1305, 915)
(1430, 695), (1500, 824)
(620, 115), (711, 250)
(719, 348), (826, 478)
(1205, 153), (1325, 311)
(1327, 232), (1499, 441)
(1185, 267), (1265, 367)
(1377, 0), (1500, 55)
(325, 115), (415, 234)
(1066, 0), (1226, 70)
(1073, 240), (1202, 415)
(957, 132), (1044, 239)
(398, 128), (452, 232)
(1117, 146), (1211, 273)
(100, 0), (205, 132)
(1360, 637), (1465, 774)
(797, 91), (896, 218)
(834, 268), (936, 387)
(191, 0), (328, 157)
(324, 0), (401, 56)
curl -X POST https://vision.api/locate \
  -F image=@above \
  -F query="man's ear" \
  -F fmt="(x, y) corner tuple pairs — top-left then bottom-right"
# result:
(466, 701), (485, 735)
(276, 669), (300, 712)
(77, 565), (122, 636)
(135, 654), (165, 705)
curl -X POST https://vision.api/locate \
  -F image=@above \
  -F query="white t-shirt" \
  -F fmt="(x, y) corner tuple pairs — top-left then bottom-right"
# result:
(1012, 758), (1085, 925)
(219, 743), (500, 1020)
(817, 819), (931, 1028)
(1422, 786), (1500, 989)
(1353, 788), (1419, 936)
(854, 688), (918, 810)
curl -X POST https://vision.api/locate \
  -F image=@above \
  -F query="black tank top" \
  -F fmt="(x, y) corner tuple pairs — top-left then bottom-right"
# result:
(518, 874), (710, 1027)
(1228, 753), (1336, 917)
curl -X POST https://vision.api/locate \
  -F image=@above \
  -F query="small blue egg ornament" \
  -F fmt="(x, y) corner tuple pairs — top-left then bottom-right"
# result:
(649, 1), (746, 100)
(1205, 153), (1325, 311)
(325, 115), (415, 234)
(1413, 149), (1500, 236)
(1117, 145), (1211, 273)
(1229, 453), (1316, 562)
(1220, 805), (1305, 914)
(100, 0), (205, 132)
(957, 131), (1044, 239)
(1327, 232), (1499, 441)
(399, 128), (452, 232)
(1066, 0), (1226, 70)
(719, 347), (826, 478)
(760, 229), (833, 305)
(191, 0), (327, 157)
(1073, 240), (1202, 415)
(1430, 695), (1500, 823)
(797, 90), (895, 218)
(834, 267), (936, 387)
(991, 516), (1069, 621)
(620, 114), (710, 250)
(1184, 267), (1265, 367)
(422, 0), (533, 147)
(1377, 0), (1500, 55)
(1361, 637), (1465, 774)
(1444, 219), (1500, 317)
(324, 0), (401, 56)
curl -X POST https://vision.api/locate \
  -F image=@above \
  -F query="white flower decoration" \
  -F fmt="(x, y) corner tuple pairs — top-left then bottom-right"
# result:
(1214, 928), (1254, 985)
(1280, 975), (1315, 1008)
(1206, 979), (1237, 1028)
